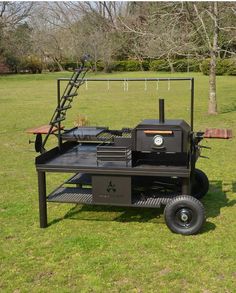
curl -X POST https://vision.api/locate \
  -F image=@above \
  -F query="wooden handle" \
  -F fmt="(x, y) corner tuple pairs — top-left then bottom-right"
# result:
(144, 130), (173, 134)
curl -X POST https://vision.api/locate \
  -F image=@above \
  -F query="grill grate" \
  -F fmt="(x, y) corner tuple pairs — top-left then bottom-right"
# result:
(47, 187), (92, 204)
(132, 195), (172, 207)
(47, 186), (172, 207)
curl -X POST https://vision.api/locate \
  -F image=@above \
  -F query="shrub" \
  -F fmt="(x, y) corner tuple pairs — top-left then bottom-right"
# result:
(5, 55), (21, 73)
(201, 58), (236, 75)
(149, 60), (170, 71)
(94, 61), (104, 71)
(22, 56), (43, 74)
(225, 59), (236, 75)
(141, 60), (150, 71)
(125, 60), (141, 71)
(62, 61), (78, 71)
(174, 59), (200, 72)
(112, 60), (144, 71)
(47, 62), (60, 72)
(112, 61), (126, 71)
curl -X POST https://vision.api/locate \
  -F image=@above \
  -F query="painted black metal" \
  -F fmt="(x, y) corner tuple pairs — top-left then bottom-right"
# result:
(35, 142), (190, 177)
(96, 144), (131, 166)
(47, 185), (172, 208)
(33, 73), (208, 232)
(42, 61), (90, 152)
(38, 171), (47, 228)
(131, 119), (191, 166)
(56, 77), (194, 131)
(92, 175), (132, 204)
(35, 134), (43, 153)
(66, 173), (92, 185)
(159, 99), (165, 123)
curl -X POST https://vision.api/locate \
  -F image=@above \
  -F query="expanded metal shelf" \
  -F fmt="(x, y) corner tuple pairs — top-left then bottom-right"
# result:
(47, 187), (93, 204)
(47, 186), (172, 207)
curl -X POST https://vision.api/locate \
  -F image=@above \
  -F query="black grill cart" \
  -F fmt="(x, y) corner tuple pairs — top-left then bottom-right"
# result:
(31, 65), (209, 235)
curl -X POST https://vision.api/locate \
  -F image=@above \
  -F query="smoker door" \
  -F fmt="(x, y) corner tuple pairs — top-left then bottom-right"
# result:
(135, 129), (182, 152)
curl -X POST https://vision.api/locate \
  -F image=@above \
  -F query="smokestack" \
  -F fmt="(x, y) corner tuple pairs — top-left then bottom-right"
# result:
(159, 98), (165, 123)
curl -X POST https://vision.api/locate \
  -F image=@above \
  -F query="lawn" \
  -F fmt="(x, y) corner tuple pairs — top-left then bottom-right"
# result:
(0, 71), (235, 292)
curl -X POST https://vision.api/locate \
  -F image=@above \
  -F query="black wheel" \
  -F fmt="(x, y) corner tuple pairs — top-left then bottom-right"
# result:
(164, 195), (205, 235)
(191, 169), (209, 199)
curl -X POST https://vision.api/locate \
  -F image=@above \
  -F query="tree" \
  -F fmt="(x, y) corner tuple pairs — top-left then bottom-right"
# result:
(185, 2), (236, 114)
(0, 2), (34, 71)
(117, 2), (236, 114)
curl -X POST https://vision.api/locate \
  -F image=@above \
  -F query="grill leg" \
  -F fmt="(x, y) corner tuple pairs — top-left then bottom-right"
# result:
(38, 171), (47, 228)
(182, 178), (190, 195)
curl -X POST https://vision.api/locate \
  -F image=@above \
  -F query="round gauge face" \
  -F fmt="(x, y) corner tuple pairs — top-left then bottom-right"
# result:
(153, 135), (164, 147)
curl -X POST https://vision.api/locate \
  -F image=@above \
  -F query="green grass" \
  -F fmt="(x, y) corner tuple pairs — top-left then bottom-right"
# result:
(0, 71), (236, 292)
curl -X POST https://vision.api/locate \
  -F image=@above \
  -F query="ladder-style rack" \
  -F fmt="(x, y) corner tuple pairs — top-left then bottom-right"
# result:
(41, 58), (90, 153)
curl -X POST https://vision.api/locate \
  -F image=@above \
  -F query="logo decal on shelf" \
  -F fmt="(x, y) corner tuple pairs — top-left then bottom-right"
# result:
(107, 181), (116, 193)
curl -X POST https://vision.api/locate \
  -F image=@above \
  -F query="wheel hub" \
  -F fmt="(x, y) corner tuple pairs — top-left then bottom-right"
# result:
(180, 212), (189, 222)
(176, 208), (193, 227)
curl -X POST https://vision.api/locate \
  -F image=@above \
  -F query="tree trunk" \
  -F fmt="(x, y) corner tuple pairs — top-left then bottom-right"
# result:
(208, 50), (217, 114)
(208, 2), (218, 115)
(53, 57), (63, 71)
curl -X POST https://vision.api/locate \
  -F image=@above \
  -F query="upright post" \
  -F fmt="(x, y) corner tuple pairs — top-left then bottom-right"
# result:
(159, 99), (165, 123)
(57, 79), (62, 151)
(38, 171), (47, 228)
(190, 78), (194, 131)
(182, 178), (190, 195)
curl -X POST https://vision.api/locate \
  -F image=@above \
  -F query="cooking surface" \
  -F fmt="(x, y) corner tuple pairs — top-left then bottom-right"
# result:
(36, 143), (189, 177)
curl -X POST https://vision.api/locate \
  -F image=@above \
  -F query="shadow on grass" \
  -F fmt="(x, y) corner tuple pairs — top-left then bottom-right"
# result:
(49, 205), (164, 227)
(48, 180), (236, 234)
(203, 180), (236, 218)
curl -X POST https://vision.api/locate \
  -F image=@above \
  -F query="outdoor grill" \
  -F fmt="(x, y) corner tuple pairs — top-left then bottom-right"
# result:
(29, 60), (210, 235)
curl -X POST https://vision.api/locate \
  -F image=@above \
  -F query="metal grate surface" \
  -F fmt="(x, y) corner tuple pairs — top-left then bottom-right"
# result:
(133, 196), (172, 207)
(47, 187), (173, 207)
(47, 187), (92, 204)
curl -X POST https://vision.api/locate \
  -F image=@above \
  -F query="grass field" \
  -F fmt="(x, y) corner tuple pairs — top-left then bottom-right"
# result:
(0, 71), (236, 292)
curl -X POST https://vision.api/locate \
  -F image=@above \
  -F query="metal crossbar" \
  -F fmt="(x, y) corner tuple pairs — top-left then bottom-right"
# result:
(42, 76), (195, 153)
(58, 77), (194, 131)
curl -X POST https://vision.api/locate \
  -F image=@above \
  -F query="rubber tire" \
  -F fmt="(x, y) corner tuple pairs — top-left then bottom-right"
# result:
(164, 195), (205, 235)
(191, 169), (209, 199)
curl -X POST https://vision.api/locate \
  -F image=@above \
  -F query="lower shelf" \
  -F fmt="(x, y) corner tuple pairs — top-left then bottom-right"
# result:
(47, 187), (92, 204)
(47, 186), (173, 207)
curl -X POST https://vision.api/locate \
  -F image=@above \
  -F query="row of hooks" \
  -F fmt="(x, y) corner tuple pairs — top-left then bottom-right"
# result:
(84, 79), (192, 92)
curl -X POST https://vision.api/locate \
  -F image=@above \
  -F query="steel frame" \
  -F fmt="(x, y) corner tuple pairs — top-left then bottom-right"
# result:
(36, 76), (195, 228)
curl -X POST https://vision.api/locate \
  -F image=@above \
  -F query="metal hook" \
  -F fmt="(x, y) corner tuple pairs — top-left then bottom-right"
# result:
(123, 78), (128, 92)
(168, 79), (170, 91)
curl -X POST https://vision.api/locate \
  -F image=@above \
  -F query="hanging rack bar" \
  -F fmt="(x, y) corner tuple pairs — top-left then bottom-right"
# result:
(56, 76), (195, 130)
(58, 77), (193, 82)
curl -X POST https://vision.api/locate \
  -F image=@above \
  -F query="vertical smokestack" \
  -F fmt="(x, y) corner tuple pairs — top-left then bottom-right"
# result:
(159, 98), (165, 123)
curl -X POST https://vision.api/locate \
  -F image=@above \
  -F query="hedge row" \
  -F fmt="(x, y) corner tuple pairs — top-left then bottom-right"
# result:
(47, 59), (201, 72)
(5, 56), (236, 75)
(5, 55), (43, 73)
(201, 58), (236, 76)
(57, 58), (236, 75)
